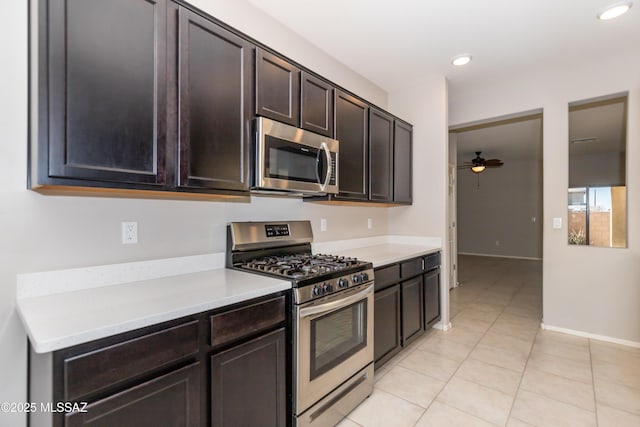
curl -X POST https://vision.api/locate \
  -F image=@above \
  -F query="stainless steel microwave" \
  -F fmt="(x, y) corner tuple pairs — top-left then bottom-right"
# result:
(253, 117), (339, 195)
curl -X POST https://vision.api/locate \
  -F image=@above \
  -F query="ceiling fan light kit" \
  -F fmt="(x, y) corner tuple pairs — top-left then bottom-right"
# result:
(459, 151), (504, 174)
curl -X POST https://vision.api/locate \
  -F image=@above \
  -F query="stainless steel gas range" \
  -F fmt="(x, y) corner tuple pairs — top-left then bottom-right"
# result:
(227, 221), (374, 427)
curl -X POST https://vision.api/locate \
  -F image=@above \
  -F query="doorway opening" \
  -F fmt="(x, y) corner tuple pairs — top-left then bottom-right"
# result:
(448, 110), (543, 321)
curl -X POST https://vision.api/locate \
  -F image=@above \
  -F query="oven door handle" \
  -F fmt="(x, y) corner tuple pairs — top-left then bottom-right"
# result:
(299, 285), (373, 319)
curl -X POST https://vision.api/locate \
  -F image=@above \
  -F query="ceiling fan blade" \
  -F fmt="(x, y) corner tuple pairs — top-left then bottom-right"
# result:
(485, 159), (503, 166)
(484, 163), (504, 168)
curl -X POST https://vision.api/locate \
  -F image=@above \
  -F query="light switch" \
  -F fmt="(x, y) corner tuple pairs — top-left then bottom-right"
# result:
(553, 217), (562, 229)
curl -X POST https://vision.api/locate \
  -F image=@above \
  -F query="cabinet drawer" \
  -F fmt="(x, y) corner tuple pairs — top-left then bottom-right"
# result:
(63, 320), (200, 401)
(424, 252), (441, 271)
(66, 362), (201, 427)
(374, 264), (400, 290)
(210, 296), (286, 347)
(400, 258), (423, 278)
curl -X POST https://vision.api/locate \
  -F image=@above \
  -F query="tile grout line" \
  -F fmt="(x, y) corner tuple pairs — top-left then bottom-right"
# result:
(408, 274), (505, 426)
(484, 274), (536, 427)
(410, 268), (531, 427)
(505, 324), (540, 426)
(589, 338), (600, 427)
(356, 259), (543, 427)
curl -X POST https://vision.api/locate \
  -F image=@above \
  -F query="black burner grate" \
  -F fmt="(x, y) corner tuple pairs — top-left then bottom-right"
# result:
(241, 254), (360, 279)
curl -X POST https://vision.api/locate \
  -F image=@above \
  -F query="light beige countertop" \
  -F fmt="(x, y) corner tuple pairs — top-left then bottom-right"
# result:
(17, 236), (442, 353)
(16, 254), (290, 353)
(313, 235), (441, 268)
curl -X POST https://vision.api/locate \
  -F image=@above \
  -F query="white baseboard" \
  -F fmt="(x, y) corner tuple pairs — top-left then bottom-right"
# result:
(458, 252), (542, 261)
(432, 322), (452, 331)
(541, 323), (640, 348)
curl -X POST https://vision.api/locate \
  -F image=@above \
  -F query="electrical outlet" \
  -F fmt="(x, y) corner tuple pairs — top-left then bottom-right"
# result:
(367, 218), (373, 230)
(122, 222), (138, 244)
(320, 218), (327, 232)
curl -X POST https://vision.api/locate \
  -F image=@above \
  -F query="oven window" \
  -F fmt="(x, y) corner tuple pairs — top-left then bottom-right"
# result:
(265, 135), (321, 183)
(310, 299), (367, 380)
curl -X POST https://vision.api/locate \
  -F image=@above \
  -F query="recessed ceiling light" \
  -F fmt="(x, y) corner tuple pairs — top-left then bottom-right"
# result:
(598, 2), (632, 20)
(452, 55), (472, 66)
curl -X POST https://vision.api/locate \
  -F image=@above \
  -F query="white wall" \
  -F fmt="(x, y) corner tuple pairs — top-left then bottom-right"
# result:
(449, 51), (640, 344)
(0, 1), (410, 425)
(457, 159), (543, 259)
(387, 76), (450, 324)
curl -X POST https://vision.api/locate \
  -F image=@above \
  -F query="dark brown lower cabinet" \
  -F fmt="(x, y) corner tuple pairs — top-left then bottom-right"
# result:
(373, 284), (401, 367)
(65, 363), (201, 427)
(31, 292), (289, 427)
(211, 328), (286, 427)
(401, 277), (424, 345)
(373, 253), (441, 370)
(424, 270), (441, 327)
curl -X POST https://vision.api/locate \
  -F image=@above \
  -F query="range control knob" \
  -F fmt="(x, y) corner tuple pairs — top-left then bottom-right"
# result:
(312, 285), (322, 297)
(352, 274), (362, 284)
(338, 278), (349, 288)
(322, 282), (333, 293)
(361, 272), (369, 282)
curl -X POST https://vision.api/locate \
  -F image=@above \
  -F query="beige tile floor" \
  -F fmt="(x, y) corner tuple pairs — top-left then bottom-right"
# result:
(338, 255), (640, 427)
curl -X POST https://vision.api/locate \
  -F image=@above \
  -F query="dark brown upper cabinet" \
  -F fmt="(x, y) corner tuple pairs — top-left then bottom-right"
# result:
(335, 91), (369, 200)
(369, 108), (394, 202)
(256, 49), (300, 127)
(176, 7), (253, 192)
(393, 120), (413, 204)
(38, 0), (168, 189)
(301, 72), (334, 137)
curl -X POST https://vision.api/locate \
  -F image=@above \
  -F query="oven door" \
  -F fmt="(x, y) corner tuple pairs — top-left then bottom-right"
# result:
(295, 283), (374, 414)
(255, 117), (338, 194)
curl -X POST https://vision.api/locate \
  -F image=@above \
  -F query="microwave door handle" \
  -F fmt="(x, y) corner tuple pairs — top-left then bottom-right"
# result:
(315, 146), (322, 186)
(299, 285), (373, 319)
(316, 142), (333, 191)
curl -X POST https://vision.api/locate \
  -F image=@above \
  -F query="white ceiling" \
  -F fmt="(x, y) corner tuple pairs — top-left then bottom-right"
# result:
(247, 0), (640, 90)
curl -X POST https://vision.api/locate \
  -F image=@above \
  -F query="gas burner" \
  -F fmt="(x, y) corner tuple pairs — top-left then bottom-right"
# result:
(240, 253), (361, 279)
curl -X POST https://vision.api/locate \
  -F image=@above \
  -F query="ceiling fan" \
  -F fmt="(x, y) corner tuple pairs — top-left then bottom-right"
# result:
(458, 151), (504, 173)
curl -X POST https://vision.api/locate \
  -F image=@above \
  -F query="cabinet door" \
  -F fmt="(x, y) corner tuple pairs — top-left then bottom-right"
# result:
(256, 49), (300, 127)
(44, 0), (167, 187)
(301, 72), (334, 137)
(211, 328), (286, 427)
(369, 108), (394, 202)
(177, 8), (253, 192)
(424, 270), (441, 327)
(393, 120), (412, 204)
(401, 276), (424, 345)
(374, 284), (401, 368)
(335, 91), (368, 200)
(65, 363), (200, 427)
